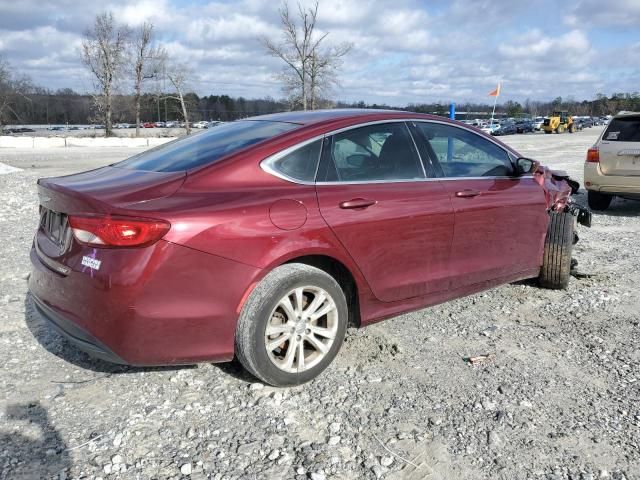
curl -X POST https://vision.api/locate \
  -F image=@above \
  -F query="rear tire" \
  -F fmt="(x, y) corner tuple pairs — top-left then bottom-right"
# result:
(235, 263), (348, 387)
(539, 211), (574, 290)
(556, 125), (565, 134)
(587, 190), (613, 211)
(569, 124), (576, 133)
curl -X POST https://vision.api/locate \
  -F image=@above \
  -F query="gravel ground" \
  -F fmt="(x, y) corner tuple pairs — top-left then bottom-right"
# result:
(1, 128), (638, 480)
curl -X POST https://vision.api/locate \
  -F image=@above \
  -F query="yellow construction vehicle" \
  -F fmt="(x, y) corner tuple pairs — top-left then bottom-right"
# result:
(542, 111), (576, 134)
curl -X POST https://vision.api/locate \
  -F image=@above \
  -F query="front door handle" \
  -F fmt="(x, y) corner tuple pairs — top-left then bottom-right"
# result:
(455, 189), (481, 198)
(339, 198), (377, 209)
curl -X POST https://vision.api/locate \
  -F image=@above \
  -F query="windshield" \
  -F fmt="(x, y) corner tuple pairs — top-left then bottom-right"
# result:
(116, 120), (299, 172)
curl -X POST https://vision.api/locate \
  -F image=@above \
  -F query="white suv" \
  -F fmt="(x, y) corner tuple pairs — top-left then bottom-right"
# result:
(584, 111), (640, 210)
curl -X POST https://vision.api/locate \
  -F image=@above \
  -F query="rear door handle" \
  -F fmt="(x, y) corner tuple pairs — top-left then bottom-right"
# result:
(455, 189), (481, 198)
(339, 198), (377, 209)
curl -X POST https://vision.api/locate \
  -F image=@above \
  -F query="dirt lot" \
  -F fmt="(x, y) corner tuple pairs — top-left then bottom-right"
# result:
(1, 128), (638, 480)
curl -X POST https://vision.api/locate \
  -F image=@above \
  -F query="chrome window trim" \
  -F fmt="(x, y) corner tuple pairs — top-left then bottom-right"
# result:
(312, 175), (533, 186)
(259, 118), (521, 185)
(260, 136), (324, 186)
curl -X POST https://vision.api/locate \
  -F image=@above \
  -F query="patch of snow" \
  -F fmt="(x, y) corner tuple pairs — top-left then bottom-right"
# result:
(0, 162), (21, 175)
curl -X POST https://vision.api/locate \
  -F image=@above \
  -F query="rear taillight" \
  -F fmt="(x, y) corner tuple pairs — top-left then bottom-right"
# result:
(68, 215), (170, 248)
(586, 146), (600, 163)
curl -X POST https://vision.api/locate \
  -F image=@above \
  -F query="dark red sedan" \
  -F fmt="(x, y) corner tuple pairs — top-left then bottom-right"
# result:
(29, 109), (589, 386)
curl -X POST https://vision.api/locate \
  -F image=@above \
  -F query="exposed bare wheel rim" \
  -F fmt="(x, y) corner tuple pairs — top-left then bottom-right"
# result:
(264, 286), (338, 373)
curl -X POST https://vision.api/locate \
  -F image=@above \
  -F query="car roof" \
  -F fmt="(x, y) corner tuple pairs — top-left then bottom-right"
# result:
(615, 111), (640, 118)
(245, 108), (420, 125)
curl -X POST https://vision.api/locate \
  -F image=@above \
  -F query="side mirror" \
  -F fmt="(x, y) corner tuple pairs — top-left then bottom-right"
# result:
(515, 157), (540, 175)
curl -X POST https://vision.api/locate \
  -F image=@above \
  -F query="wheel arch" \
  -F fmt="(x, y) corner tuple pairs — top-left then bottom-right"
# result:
(236, 251), (364, 329)
(282, 254), (361, 328)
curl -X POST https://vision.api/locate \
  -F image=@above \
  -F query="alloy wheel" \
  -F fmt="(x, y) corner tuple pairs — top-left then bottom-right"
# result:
(264, 286), (339, 373)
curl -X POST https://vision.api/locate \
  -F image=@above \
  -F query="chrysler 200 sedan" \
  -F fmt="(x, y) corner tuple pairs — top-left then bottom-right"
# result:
(29, 109), (590, 386)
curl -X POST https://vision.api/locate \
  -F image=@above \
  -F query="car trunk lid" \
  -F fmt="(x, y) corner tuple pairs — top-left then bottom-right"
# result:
(598, 114), (640, 176)
(36, 166), (185, 261)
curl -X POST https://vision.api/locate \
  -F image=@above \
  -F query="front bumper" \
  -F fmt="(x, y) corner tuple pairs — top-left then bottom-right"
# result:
(29, 239), (262, 366)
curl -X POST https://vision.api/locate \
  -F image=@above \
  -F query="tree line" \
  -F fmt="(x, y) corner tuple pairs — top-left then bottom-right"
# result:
(3, 87), (637, 127)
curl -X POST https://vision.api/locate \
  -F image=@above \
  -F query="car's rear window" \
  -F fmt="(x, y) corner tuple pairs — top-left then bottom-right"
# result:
(116, 120), (299, 172)
(603, 116), (640, 142)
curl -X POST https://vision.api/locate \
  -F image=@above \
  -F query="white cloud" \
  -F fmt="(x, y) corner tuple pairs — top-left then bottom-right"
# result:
(0, 0), (638, 104)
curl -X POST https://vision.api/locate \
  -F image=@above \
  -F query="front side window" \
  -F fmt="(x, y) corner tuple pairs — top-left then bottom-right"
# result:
(415, 122), (514, 177)
(324, 122), (424, 182)
(117, 120), (299, 172)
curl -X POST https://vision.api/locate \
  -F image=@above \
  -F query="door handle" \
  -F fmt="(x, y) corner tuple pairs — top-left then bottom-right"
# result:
(339, 198), (377, 209)
(455, 189), (481, 198)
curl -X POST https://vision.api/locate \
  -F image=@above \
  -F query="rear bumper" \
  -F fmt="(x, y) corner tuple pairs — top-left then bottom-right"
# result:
(31, 294), (127, 364)
(29, 240), (262, 366)
(584, 162), (640, 196)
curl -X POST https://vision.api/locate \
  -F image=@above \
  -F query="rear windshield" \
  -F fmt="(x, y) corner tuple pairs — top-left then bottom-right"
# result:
(603, 116), (640, 142)
(116, 120), (299, 172)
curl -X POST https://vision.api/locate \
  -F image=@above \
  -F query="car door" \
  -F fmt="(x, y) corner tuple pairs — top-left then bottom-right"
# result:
(315, 121), (454, 303)
(410, 120), (548, 290)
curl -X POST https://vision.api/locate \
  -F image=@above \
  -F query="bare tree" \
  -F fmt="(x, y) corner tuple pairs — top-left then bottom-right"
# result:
(81, 12), (130, 137)
(0, 56), (32, 129)
(308, 42), (351, 109)
(261, 2), (323, 111)
(131, 22), (164, 137)
(165, 60), (193, 135)
(261, 2), (351, 111)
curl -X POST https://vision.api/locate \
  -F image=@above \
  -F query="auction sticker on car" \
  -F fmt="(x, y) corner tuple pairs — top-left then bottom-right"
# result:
(606, 131), (620, 140)
(81, 255), (101, 270)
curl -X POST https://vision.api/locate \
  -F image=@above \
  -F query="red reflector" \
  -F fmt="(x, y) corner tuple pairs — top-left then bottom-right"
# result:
(68, 215), (170, 248)
(586, 147), (599, 163)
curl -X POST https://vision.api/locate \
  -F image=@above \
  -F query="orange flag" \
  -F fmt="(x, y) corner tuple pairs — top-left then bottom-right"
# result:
(488, 83), (501, 97)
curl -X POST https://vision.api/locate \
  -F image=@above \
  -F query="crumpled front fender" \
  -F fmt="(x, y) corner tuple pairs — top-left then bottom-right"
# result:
(533, 165), (574, 211)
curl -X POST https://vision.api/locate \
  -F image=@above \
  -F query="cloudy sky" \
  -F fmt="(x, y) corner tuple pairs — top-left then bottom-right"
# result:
(0, 0), (639, 105)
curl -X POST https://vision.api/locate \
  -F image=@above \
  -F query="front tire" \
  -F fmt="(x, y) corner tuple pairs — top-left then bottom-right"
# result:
(539, 211), (574, 289)
(235, 264), (348, 387)
(587, 190), (613, 211)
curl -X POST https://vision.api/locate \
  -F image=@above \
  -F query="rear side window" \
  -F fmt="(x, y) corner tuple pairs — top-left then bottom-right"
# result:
(117, 120), (298, 172)
(603, 116), (640, 142)
(264, 139), (322, 182)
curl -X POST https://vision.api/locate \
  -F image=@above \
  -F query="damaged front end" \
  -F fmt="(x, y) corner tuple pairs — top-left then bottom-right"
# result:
(534, 165), (592, 228)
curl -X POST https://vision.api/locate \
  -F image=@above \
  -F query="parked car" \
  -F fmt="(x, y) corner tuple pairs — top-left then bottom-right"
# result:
(585, 111), (640, 210)
(492, 121), (517, 136)
(193, 121), (209, 129)
(515, 120), (535, 133)
(582, 117), (594, 128)
(2, 127), (35, 134)
(115, 123), (131, 129)
(29, 110), (589, 387)
(155, 122), (166, 128)
(480, 123), (500, 135)
(533, 117), (545, 130)
(142, 122), (156, 128)
(165, 121), (178, 128)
